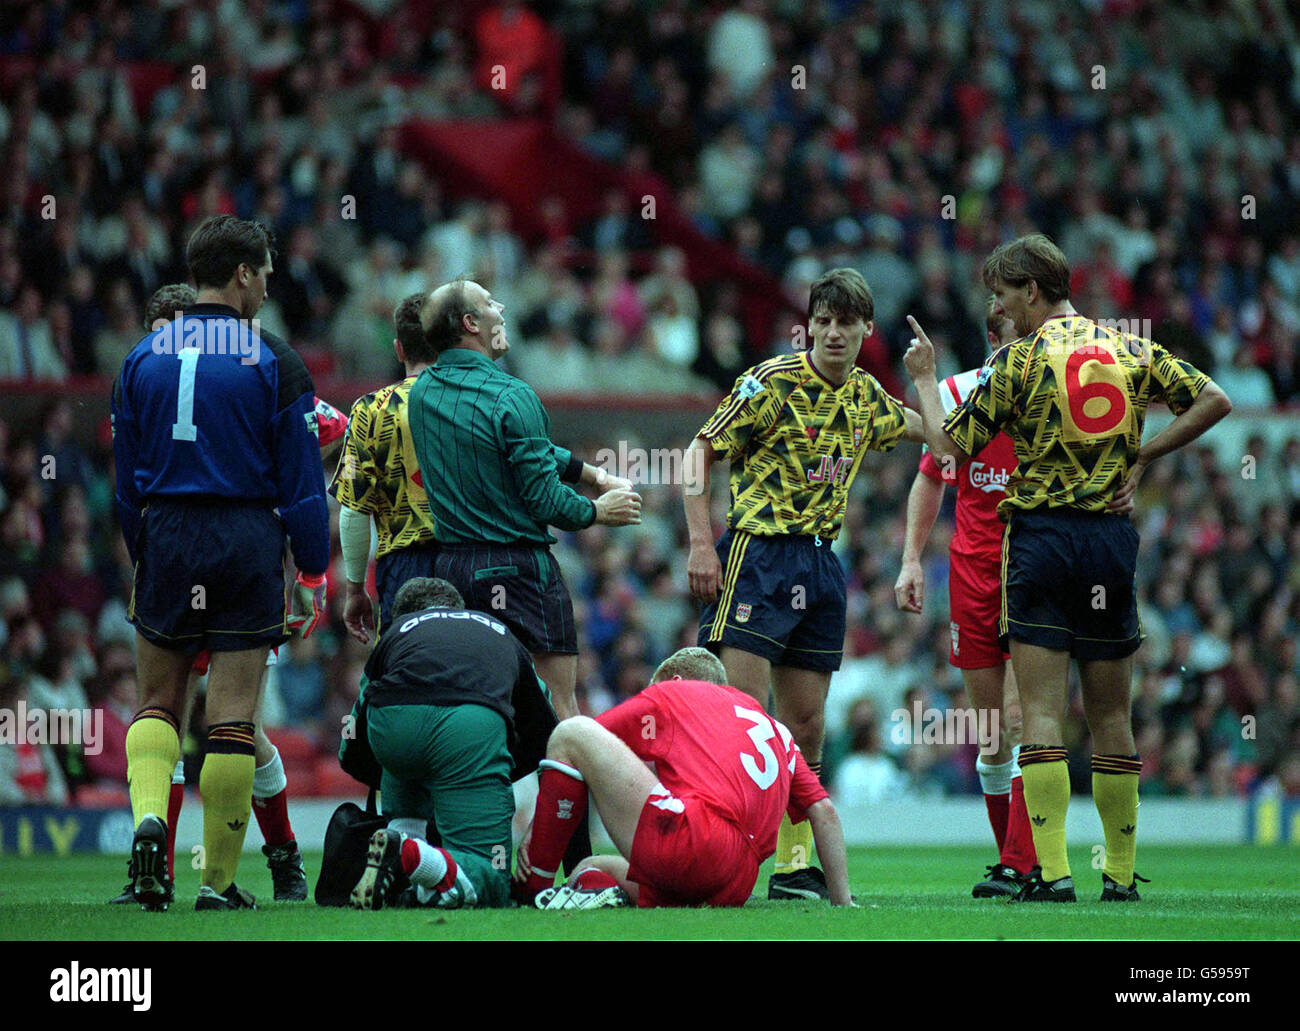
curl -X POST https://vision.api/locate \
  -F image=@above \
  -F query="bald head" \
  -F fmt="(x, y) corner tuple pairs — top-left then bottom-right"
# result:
(651, 647), (728, 686)
(421, 279), (506, 358)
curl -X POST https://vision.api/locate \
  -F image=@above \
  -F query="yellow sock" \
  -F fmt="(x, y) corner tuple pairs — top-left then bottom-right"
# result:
(200, 722), (256, 893)
(126, 708), (180, 826)
(775, 759), (819, 873)
(1092, 754), (1141, 886)
(775, 815), (815, 873)
(1018, 745), (1071, 881)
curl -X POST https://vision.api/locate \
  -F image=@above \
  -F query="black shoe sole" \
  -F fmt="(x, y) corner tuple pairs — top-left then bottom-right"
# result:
(130, 821), (172, 912)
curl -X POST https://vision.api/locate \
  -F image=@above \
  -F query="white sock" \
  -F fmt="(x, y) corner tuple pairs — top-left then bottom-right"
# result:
(1011, 744), (1022, 780)
(171, 760), (186, 785)
(251, 748), (286, 799)
(387, 817), (425, 839)
(406, 838), (450, 890)
(976, 755), (1014, 796)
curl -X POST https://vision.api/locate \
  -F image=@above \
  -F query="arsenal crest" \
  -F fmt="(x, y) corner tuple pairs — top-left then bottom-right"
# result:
(736, 603), (752, 624)
(853, 426), (863, 448)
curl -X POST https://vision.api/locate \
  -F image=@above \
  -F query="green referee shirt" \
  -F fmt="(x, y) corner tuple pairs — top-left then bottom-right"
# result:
(407, 348), (597, 545)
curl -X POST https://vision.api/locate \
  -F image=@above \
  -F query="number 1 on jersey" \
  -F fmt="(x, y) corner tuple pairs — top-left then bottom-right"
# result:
(172, 348), (199, 442)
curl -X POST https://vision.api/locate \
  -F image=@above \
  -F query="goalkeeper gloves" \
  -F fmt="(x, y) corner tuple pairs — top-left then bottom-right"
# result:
(289, 571), (328, 637)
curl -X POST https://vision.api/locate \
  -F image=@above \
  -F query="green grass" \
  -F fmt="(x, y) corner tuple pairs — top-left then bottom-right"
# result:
(3, 845), (1297, 940)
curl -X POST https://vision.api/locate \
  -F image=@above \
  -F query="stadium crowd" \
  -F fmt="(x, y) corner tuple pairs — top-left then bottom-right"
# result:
(0, 0), (1298, 805)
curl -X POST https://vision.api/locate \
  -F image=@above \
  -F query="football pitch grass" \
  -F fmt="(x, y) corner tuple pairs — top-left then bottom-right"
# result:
(3, 844), (1297, 940)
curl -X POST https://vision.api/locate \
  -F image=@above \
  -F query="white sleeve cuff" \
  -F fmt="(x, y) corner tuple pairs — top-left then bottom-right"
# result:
(339, 505), (372, 585)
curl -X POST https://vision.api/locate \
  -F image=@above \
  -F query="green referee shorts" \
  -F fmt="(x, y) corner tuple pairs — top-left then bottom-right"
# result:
(367, 703), (513, 908)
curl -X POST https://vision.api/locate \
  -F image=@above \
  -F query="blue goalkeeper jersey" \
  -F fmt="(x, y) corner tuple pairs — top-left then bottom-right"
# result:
(110, 303), (330, 575)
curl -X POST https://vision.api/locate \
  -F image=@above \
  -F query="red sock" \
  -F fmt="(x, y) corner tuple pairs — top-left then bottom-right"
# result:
(983, 790), (1010, 854)
(1001, 776), (1038, 874)
(573, 868), (619, 892)
(401, 838), (458, 893)
(165, 782), (184, 879)
(525, 760), (588, 895)
(400, 838), (421, 876)
(252, 788), (294, 849)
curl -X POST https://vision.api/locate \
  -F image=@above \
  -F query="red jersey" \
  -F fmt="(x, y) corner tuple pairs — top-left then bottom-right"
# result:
(918, 368), (1017, 560)
(596, 680), (828, 863)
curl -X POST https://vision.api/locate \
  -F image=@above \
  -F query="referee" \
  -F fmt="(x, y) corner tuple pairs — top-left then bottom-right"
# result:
(112, 214), (330, 911)
(905, 233), (1231, 902)
(407, 279), (641, 720)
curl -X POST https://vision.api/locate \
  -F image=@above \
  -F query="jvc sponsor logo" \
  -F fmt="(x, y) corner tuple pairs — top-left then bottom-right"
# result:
(49, 963), (151, 1011)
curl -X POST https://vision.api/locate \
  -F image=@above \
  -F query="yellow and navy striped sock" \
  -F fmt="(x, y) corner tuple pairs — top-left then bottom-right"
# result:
(775, 761), (820, 873)
(200, 721), (256, 894)
(1092, 753), (1141, 887)
(1018, 745), (1071, 881)
(126, 707), (180, 828)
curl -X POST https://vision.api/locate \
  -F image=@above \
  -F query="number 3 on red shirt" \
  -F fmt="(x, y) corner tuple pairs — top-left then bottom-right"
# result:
(735, 705), (795, 790)
(1058, 347), (1132, 442)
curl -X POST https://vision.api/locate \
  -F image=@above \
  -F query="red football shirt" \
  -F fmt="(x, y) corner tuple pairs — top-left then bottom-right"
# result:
(596, 680), (829, 862)
(918, 369), (1017, 561)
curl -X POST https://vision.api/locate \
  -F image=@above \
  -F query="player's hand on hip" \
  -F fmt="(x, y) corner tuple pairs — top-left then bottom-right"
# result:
(894, 558), (924, 614)
(687, 542), (722, 603)
(1107, 459), (1147, 516)
(903, 316), (937, 380)
(594, 487), (642, 526)
(343, 586), (375, 645)
(288, 571), (328, 637)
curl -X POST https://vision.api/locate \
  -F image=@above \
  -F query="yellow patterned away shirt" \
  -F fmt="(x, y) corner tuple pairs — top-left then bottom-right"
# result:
(697, 352), (909, 539)
(328, 376), (437, 557)
(943, 314), (1210, 518)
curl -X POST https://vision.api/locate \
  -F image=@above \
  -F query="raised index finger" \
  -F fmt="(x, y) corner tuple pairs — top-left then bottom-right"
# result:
(906, 315), (929, 341)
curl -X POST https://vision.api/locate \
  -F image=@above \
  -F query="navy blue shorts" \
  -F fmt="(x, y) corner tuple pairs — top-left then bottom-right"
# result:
(374, 541), (440, 637)
(129, 499), (288, 653)
(999, 508), (1142, 660)
(434, 543), (577, 655)
(698, 529), (845, 672)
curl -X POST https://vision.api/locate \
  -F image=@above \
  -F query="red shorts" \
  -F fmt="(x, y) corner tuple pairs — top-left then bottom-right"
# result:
(190, 646), (281, 676)
(627, 784), (759, 908)
(948, 551), (1007, 670)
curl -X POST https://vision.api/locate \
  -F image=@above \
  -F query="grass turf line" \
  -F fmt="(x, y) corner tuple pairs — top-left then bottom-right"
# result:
(2, 845), (1296, 940)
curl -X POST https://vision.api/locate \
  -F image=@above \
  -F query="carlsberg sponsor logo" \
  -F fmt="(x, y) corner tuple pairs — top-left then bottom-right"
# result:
(967, 462), (1009, 493)
(50, 963), (151, 1011)
(0, 702), (102, 756)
